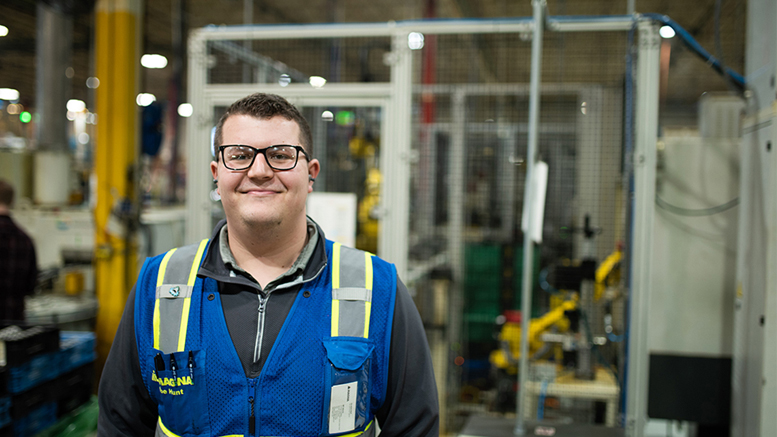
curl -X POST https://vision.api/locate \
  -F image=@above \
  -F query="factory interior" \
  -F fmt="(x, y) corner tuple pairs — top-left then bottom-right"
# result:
(0, 0), (775, 436)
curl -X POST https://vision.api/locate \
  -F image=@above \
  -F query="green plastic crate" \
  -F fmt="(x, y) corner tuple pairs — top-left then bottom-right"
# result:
(464, 244), (501, 274)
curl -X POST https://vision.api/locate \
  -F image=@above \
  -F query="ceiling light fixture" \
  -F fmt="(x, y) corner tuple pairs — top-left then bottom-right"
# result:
(309, 76), (327, 88)
(67, 99), (86, 112)
(141, 54), (168, 69)
(136, 93), (156, 107)
(178, 103), (193, 117)
(659, 25), (675, 39)
(0, 88), (20, 101)
(408, 32), (425, 50)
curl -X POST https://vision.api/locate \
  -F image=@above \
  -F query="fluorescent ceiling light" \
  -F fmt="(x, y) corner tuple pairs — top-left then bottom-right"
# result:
(408, 32), (425, 50)
(141, 54), (168, 69)
(309, 76), (327, 88)
(0, 88), (20, 101)
(136, 93), (156, 107)
(67, 99), (86, 112)
(177, 103), (193, 117)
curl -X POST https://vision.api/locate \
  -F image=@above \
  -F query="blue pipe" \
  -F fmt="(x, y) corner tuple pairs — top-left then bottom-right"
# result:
(639, 13), (745, 91)
(537, 379), (549, 420)
(546, 13), (745, 91)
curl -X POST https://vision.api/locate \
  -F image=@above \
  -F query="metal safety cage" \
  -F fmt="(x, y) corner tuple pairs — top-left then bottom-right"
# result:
(184, 13), (667, 437)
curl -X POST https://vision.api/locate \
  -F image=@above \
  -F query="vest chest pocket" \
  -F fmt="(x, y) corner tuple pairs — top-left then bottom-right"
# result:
(322, 338), (374, 436)
(152, 349), (211, 436)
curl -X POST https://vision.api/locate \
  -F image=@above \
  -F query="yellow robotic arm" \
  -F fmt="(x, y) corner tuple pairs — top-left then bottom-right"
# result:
(490, 297), (578, 372)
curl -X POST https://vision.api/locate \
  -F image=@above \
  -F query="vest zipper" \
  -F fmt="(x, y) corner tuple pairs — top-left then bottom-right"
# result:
(253, 294), (268, 363)
(248, 380), (256, 436)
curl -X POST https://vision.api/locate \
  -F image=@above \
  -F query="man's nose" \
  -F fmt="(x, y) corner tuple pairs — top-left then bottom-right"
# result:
(247, 153), (274, 178)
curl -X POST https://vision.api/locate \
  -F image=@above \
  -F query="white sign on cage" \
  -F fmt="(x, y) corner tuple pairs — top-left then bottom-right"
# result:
(520, 160), (548, 244)
(307, 192), (357, 248)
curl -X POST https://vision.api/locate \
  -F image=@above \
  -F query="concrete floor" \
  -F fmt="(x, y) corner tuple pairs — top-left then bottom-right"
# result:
(458, 415), (625, 437)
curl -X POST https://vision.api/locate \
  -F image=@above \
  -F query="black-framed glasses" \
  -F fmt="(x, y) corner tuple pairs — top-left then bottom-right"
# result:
(217, 145), (310, 171)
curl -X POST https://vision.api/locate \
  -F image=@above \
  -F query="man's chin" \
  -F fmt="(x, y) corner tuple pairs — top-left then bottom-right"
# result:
(237, 214), (282, 229)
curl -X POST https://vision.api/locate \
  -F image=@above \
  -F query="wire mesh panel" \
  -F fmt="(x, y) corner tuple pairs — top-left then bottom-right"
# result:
(206, 37), (392, 85)
(406, 28), (629, 429)
(303, 105), (384, 253)
(197, 26), (632, 431)
(647, 18), (743, 431)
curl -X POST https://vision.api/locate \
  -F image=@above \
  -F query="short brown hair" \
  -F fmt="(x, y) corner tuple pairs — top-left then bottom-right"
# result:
(0, 179), (14, 207)
(213, 93), (313, 157)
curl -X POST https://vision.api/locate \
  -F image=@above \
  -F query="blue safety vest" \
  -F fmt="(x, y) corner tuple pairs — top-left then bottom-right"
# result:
(134, 239), (397, 437)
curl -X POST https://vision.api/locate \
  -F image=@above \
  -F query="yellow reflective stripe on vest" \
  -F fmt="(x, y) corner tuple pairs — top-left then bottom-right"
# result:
(258, 420), (372, 437)
(177, 239), (208, 350)
(157, 417), (180, 437)
(188, 239), (208, 286)
(157, 418), (243, 437)
(331, 242), (374, 339)
(363, 251), (373, 338)
(153, 239), (208, 353)
(336, 419), (373, 437)
(157, 249), (177, 287)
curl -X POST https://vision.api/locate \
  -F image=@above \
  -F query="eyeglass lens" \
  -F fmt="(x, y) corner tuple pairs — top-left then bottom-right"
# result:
(222, 145), (299, 170)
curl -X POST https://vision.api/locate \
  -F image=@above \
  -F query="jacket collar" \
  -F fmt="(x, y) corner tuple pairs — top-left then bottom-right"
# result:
(198, 218), (329, 290)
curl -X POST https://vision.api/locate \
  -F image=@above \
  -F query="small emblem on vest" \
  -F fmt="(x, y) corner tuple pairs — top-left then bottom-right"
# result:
(169, 286), (180, 297)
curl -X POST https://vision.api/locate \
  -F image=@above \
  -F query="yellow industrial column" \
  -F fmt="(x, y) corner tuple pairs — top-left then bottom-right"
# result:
(94, 0), (141, 374)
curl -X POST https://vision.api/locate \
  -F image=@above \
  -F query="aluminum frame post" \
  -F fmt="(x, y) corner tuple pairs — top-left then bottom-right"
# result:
(625, 20), (660, 437)
(448, 88), (466, 330)
(185, 30), (214, 244)
(515, 0), (546, 434)
(379, 31), (413, 279)
(448, 87), (466, 435)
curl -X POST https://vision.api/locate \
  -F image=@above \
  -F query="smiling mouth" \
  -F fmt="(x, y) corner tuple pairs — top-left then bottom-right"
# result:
(239, 187), (282, 195)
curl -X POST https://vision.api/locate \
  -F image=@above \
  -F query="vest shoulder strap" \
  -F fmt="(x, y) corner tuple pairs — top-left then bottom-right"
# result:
(153, 239), (209, 353)
(153, 239), (378, 349)
(330, 242), (375, 339)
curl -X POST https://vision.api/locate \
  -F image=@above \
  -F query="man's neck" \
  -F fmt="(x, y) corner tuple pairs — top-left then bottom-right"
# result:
(225, 217), (309, 286)
(0, 205), (9, 216)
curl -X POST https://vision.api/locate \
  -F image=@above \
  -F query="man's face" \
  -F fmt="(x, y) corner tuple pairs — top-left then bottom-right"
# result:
(211, 114), (320, 230)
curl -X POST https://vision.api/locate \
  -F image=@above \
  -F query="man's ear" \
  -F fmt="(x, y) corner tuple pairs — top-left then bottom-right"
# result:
(307, 159), (321, 192)
(210, 161), (220, 193)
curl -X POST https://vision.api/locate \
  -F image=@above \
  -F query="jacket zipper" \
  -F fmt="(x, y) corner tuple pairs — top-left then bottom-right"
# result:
(253, 294), (268, 363)
(248, 379), (256, 436)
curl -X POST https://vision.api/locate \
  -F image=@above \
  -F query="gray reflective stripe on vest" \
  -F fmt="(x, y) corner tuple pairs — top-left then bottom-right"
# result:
(331, 242), (374, 338)
(153, 239), (209, 354)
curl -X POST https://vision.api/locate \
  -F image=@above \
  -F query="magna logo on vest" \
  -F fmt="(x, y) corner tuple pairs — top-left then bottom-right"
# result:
(152, 371), (193, 396)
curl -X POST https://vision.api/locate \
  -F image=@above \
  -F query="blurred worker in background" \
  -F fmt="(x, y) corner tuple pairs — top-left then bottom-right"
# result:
(0, 179), (38, 322)
(98, 93), (439, 436)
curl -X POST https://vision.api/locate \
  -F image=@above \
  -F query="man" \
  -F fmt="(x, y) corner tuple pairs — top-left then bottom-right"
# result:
(0, 179), (37, 322)
(98, 93), (439, 436)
